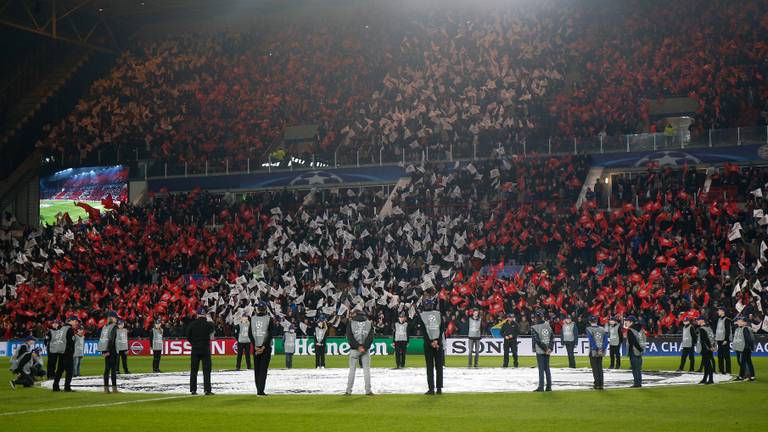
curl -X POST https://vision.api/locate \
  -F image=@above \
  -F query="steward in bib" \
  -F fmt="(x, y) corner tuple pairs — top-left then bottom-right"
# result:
(9, 336), (40, 389)
(249, 301), (275, 396)
(45, 319), (62, 379)
(467, 309), (483, 368)
(531, 310), (554, 392)
(52, 316), (78, 392)
(625, 316), (646, 388)
(345, 309), (375, 395)
(116, 320), (131, 374)
(733, 315), (755, 381)
(73, 327), (85, 377)
(606, 316), (624, 369)
(676, 316), (697, 372)
(150, 320), (164, 373)
(98, 311), (119, 392)
(314, 316), (328, 368)
(418, 299), (444, 395)
(284, 325), (297, 369)
(560, 314), (578, 368)
(714, 307), (732, 374)
(234, 315), (253, 370)
(585, 315), (608, 389)
(392, 312), (409, 369)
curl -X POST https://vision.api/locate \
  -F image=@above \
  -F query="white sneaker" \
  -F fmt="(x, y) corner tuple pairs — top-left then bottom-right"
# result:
(9, 380), (16, 390)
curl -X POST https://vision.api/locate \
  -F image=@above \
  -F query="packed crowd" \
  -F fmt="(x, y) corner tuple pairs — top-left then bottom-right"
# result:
(35, 0), (768, 166)
(2, 155), (767, 340)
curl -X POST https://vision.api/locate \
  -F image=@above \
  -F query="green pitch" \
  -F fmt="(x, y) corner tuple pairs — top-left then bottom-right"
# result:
(1, 355), (764, 430)
(39, 200), (105, 225)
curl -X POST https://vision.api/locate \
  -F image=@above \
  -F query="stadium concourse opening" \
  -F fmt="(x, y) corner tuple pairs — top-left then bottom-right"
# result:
(41, 368), (732, 395)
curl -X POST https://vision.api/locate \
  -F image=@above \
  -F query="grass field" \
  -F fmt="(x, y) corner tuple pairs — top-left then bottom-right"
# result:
(1, 354), (765, 430)
(39, 200), (105, 225)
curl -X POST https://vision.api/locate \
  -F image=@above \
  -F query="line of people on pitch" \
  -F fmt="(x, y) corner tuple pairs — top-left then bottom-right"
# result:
(676, 308), (757, 383)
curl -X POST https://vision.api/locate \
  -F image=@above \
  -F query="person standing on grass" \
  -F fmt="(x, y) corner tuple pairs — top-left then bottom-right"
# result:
(235, 315), (252, 371)
(345, 309), (374, 396)
(98, 311), (119, 393)
(625, 316), (645, 388)
(250, 301), (275, 396)
(284, 325), (297, 369)
(585, 315), (608, 390)
(45, 319), (62, 379)
(150, 320), (164, 373)
(418, 299), (445, 395)
(606, 316), (623, 369)
(187, 308), (215, 395)
(52, 316), (78, 392)
(676, 316), (697, 372)
(714, 307), (732, 375)
(73, 326), (85, 377)
(560, 314), (578, 368)
(314, 316), (328, 368)
(696, 316), (716, 385)
(393, 312), (409, 369)
(531, 310), (553, 392)
(116, 320), (131, 374)
(501, 313), (519, 368)
(732, 316), (755, 381)
(467, 308), (482, 368)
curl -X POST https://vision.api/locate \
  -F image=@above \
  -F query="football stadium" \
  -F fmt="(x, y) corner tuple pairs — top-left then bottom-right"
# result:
(1, 0), (767, 430)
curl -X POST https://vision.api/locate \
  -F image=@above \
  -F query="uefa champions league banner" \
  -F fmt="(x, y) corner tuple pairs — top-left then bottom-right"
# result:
(591, 144), (768, 168)
(6, 336), (768, 356)
(147, 165), (407, 193)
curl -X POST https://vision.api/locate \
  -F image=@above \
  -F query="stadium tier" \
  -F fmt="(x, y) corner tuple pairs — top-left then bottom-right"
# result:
(33, 0), (768, 168)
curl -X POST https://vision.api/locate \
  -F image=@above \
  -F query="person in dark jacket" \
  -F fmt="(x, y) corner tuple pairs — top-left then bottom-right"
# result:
(500, 313), (519, 367)
(186, 308), (215, 395)
(696, 316), (716, 385)
(345, 309), (374, 395)
(417, 298), (445, 395)
(676, 317), (697, 372)
(249, 301), (275, 396)
(52, 316), (78, 392)
(98, 311), (119, 393)
(531, 310), (554, 392)
(714, 307), (732, 374)
(625, 316), (645, 388)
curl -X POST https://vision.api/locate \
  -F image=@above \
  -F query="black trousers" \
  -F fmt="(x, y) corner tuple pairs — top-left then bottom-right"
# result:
(700, 351), (715, 383)
(424, 345), (444, 391)
(285, 353), (293, 368)
(536, 354), (552, 389)
(394, 341), (407, 368)
(236, 342), (252, 369)
(47, 353), (59, 378)
(315, 343), (326, 367)
(716, 342), (731, 374)
(118, 350), (129, 373)
(737, 351), (754, 379)
(564, 341), (577, 368)
(53, 353), (74, 390)
(678, 347), (695, 371)
(190, 351), (212, 394)
(152, 350), (162, 372)
(103, 353), (117, 386)
(253, 352), (271, 394)
(609, 345), (621, 368)
(13, 372), (35, 387)
(589, 355), (604, 388)
(503, 338), (518, 367)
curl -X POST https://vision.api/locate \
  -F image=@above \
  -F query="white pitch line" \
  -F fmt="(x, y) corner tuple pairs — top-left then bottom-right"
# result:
(0, 394), (193, 417)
